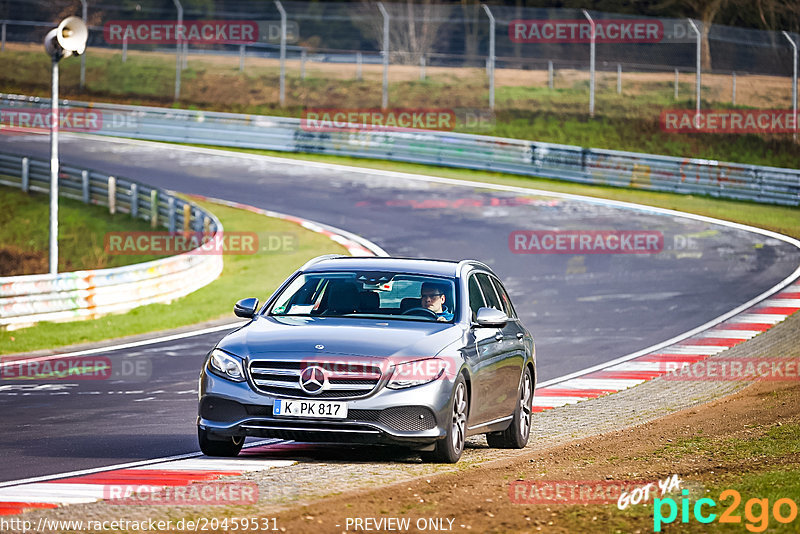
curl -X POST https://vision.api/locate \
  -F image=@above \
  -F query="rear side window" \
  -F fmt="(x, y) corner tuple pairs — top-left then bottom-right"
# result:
(491, 277), (517, 319)
(476, 273), (502, 311)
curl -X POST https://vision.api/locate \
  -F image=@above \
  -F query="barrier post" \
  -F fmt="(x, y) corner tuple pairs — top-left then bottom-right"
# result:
(81, 170), (89, 203)
(674, 68), (679, 99)
(183, 203), (191, 232)
(131, 183), (138, 218)
(108, 176), (116, 214)
(21, 157), (29, 192)
(150, 189), (158, 228)
(168, 196), (176, 232)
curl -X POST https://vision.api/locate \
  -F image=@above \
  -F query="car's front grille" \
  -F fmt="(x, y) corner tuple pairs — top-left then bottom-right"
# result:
(249, 359), (382, 399)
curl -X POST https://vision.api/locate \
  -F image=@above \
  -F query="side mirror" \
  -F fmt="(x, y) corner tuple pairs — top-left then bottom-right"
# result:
(234, 297), (259, 319)
(475, 307), (508, 328)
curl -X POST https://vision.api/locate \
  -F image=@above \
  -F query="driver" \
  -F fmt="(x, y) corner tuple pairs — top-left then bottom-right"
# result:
(420, 282), (454, 322)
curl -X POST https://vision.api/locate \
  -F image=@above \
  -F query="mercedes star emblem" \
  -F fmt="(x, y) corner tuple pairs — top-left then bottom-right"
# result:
(299, 366), (326, 395)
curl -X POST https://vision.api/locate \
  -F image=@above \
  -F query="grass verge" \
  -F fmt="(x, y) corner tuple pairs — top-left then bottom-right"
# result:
(0, 197), (349, 355)
(566, 421), (800, 533)
(0, 185), (167, 275)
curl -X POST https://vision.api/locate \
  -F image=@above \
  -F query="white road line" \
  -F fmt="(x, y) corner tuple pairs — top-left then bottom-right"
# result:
(129, 458), (296, 471)
(0, 439), (283, 489)
(762, 299), (800, 307)
(547, 378), (647, 390)
(0, 322), (244, 370)
(664, 346), (730, 355)
(605, 361), (675, 372)
(533, 396), (589, 407)
(697, 330), (761, 339)
(731, 313), (788, 325)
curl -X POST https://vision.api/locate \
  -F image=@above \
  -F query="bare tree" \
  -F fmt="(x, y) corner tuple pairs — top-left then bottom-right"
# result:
(460, 0), (481, 66)
(355, 0), (449, 65)
(656, 0), (798, 69)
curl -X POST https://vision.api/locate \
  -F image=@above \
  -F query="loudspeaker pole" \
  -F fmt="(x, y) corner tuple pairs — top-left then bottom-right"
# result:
(49, 55), (60, 274)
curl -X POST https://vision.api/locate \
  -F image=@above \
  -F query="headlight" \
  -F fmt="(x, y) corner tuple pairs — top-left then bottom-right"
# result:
(387, 358), (447, 389)
(208, 349), (245, 382)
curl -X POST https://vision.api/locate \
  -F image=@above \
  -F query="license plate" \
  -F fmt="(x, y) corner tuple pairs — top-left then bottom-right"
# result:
(273, 399), (347, 419)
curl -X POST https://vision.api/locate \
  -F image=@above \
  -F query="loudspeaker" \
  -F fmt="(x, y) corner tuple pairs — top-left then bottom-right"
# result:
(44, 16), (88, 59)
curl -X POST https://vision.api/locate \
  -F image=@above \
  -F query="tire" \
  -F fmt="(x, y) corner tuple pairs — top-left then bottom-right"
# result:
(421, 375), (468, 463)
(198, 426), (244, 457)
(486, 366), (533, 449)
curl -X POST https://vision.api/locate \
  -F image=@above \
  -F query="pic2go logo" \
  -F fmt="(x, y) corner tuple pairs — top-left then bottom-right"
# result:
(653, 489), (799, 532)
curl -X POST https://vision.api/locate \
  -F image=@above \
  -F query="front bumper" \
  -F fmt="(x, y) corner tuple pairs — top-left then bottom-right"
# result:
(198, 366), (453, 447)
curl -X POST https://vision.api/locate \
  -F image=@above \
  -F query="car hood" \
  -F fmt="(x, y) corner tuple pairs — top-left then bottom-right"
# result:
(218, 315), (463, 361)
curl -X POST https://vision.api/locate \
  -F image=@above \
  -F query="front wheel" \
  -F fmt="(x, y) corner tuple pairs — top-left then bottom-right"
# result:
(486, 366), (533, 449)
(198, 427), (244, 457)
(421, 375), (468, 463)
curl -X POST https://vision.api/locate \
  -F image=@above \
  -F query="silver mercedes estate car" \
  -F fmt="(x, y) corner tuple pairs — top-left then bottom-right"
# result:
(198, 255), (536, 463)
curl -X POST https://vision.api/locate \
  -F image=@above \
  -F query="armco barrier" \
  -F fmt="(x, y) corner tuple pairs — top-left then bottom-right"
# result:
(0, 151), (223, 329)
(1, 93), (798, 206)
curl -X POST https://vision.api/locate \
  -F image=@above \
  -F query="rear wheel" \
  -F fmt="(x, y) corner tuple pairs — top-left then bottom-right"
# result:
(421, 375), (468, 463)
(198, 427), (244, 457)
(486, 366), (533, 449)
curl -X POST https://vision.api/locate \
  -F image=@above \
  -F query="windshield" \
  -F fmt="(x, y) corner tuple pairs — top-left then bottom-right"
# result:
(268, 271), (457, 322)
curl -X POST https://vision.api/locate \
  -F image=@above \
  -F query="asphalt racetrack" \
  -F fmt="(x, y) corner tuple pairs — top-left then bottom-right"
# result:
(1, 133), (798, 482)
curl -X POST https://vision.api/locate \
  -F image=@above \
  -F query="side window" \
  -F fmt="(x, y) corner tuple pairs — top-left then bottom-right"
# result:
(491, 277), (517, 319)
(476, 273), (502, 311)
(468, 275), (486, 319)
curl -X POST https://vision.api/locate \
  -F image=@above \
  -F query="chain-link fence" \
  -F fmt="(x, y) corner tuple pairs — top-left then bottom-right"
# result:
(0, 1), (797, 136)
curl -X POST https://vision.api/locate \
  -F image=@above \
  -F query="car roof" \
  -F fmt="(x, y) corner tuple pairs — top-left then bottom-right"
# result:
(301, 255), (493, 278)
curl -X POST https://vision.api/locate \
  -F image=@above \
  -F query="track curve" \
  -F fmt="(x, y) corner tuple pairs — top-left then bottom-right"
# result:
(1, 133), (798, 482)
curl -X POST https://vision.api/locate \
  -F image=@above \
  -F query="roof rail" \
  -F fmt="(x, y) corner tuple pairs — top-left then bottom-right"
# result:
(457, 259), (495, 276)
(298, 254), (346, 271)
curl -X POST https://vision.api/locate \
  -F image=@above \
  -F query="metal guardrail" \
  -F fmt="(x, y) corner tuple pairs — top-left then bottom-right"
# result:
(1, 93), (799, 207)
(0, 150), (223, 329)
